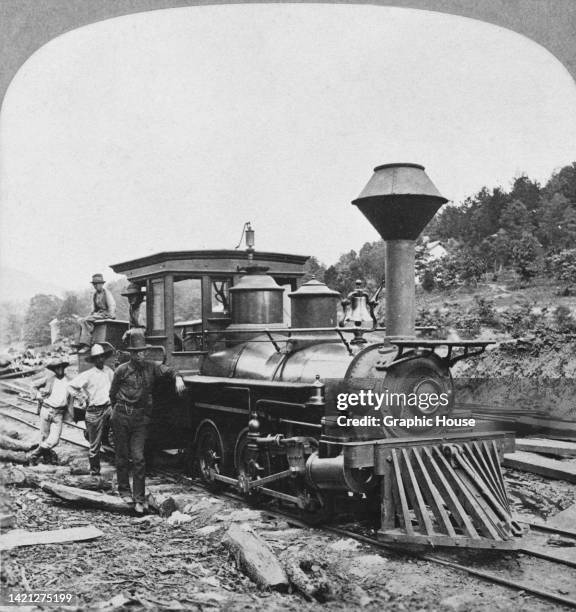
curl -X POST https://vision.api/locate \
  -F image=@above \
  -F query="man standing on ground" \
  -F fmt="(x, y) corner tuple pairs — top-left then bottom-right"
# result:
(68, 344), (114, 475)
(76, 274), (116, 353)
(109, 329), (185, 514)
(28, 357), (72, 463)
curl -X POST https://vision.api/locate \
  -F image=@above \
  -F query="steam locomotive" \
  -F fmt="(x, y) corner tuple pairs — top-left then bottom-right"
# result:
(90, 163), (520, 550)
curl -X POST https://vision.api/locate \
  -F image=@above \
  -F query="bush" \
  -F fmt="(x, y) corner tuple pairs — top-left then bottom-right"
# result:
(548, 249), (576, 284)
(553, 305), (576, 332)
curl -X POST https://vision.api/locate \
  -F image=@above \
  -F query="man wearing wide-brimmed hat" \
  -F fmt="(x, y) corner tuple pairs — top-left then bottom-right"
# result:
(68, 344), (115, 475)
(109, 329), (185, 514)
(28, 357), (72, 463)
(122, 282), (145, 328)
(76, 273), (116, 353)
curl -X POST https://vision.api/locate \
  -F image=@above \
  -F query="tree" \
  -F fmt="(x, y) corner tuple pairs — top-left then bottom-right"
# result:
(545, 163), (576, 204)
(547, 248), (576, 284)
(510, 175), (541, 212)
(499, 200), (533, 238)
(0, 302), (24, 346)
(57, 292), (82, 339)
(467, 187), (511, 245)
(509, 233), (542, 281)
(357, 240), (386, 287)
(23, 294), (62, 347)
(302, 256), (327, 283)
(537, 193), (576, 251)
(481, 230), (512, 275)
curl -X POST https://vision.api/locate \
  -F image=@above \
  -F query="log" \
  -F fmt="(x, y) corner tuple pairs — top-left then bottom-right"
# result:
(0, 427), (20, 439)
(0, 433), (32, 452)
(0, 526), (103, 550)
(281, 554), (316, 601)
(0, 449), (28, 464)
(147, 492), (177, 517)
(223, 524), (288, 591)
(40, 481), (133, 513)
(515, 438), (576, 458)
(0, 465), (29, 486)
(280, 551), (332, 603)
(504, 451), (576, 483)
(61, 476), (113, 492)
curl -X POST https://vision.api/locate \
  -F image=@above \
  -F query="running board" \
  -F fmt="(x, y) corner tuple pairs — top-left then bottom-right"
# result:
(377, 439), (523, 549)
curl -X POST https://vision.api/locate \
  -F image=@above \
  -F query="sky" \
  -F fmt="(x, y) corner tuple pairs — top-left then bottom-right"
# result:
(1, 4), (576, 293)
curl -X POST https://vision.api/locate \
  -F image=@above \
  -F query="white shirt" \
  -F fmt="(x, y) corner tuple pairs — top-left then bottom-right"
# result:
(69, 366), (114, 406)
(45, 377), (69, 408)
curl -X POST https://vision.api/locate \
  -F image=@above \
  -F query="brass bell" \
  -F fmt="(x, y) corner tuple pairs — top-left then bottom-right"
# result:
(344, 280), (373, 326)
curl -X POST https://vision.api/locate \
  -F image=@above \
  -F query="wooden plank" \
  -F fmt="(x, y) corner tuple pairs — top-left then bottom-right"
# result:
(515, 438), (576, 458)
(0, 526), (103, 550)
(40, 481), (133, 512)
(504, 451), (576, 484)
(548, 503), (576, 531)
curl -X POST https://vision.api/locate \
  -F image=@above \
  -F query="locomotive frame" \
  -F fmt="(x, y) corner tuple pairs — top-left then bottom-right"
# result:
(88, 163), (522, 551)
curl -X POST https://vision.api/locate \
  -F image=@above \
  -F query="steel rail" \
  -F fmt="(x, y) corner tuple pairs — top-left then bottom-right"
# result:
(0, 394), (87, 433)
(527, 521), (576, 539)
(0, 402), (88, 450)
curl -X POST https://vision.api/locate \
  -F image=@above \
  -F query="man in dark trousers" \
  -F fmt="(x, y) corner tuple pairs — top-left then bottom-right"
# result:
(68, 344), (114, 475)
(109, 329), (185, 514)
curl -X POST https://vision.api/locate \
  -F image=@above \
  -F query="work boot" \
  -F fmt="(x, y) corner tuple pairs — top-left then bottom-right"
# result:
(44, 449), (59, 465)
(89, 456), (100, 476)
(27, 446), (44, 465)
(120, 493), (134, 506)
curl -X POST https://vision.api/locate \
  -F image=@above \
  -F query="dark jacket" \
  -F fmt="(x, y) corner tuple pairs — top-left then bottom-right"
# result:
(109, 360), (176, 416)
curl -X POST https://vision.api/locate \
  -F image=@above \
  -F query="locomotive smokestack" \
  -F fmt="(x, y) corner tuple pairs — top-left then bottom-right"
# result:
(352, 163), (448, 339)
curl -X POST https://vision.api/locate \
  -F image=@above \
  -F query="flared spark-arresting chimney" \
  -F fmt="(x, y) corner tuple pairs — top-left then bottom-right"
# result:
(352, 163), (448, 339)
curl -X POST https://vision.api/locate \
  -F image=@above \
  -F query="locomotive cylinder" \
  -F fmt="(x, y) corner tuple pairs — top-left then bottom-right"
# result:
(305, 452), (374, 493)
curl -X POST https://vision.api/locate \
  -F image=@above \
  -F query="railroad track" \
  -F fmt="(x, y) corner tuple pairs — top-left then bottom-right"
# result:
(2, 389), (576, 608)
(156, 470), (576, 608)
(0, 392), (88, 449)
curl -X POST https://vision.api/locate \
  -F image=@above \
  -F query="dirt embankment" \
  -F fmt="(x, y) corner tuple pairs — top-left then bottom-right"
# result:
(416, 280), (576, 422)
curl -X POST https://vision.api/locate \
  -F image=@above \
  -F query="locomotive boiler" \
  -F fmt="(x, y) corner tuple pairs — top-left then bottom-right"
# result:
(97, 163), (520, 550)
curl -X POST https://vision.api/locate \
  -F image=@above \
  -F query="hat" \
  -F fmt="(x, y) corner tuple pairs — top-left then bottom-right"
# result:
(121, 282), (142, 297)
(91, 273), (105, 285)
(86, 344), (113, 362)
(46, 357), (70, 371)
(124, 328), (152, 351)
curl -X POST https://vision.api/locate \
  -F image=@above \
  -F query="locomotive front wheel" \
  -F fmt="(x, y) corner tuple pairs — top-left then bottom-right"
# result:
(194, 422), (225, 490)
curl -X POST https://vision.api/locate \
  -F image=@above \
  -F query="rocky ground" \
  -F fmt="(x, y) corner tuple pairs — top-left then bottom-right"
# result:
(1, 417), (576, 612)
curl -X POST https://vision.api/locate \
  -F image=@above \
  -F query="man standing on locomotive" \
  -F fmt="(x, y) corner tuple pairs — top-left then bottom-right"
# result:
(76, 274), (116, 353)
(122, 282), (145, 329)
(68, 344), (114, 475)
(109, 328), (186, 514)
